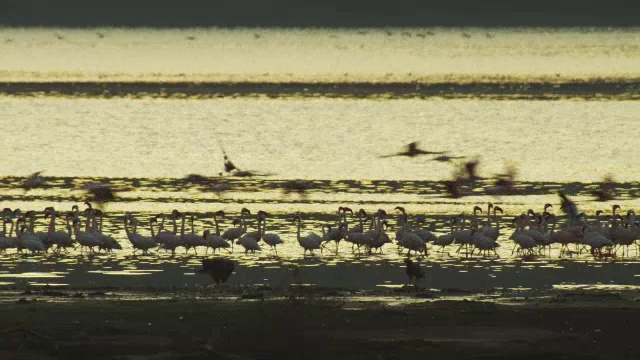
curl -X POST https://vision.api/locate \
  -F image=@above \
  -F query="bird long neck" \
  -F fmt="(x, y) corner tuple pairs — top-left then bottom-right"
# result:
(171, 215), (178, 234)
(150, 221), (156, 238)
(48, 213), (56, 234)
(28, 214), (36, 233)
(7, 219), (14, 240)
(190, 215), (196, 234)
(123, 217), (131, 237)
(91, 213), (99, 232)
(180, 215), (186, 236)
(84, 213), (92, 232)
(213, 215), (220, 235)
(296, 218), (302, 241)
(486, 205), (492, 225)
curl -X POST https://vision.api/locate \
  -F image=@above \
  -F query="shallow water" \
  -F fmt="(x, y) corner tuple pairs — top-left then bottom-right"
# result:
(1, 27), (639, 82)
(1, 27), (639, 295)
(0, 174), (638, 291)
(2, 97), (639, 181)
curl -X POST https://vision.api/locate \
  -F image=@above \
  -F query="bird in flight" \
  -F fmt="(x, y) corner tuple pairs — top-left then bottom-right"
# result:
(380, 142), (445, 158)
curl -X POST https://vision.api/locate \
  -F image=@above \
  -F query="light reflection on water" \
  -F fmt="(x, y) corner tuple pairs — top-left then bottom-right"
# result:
(1, 97), (639, 181)
(1, 28), (639, 82)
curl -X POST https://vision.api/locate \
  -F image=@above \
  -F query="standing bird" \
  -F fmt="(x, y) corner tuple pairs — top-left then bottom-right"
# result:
(404, 259), (425, 285)
(197, 258), (235, 285)
(293, 215), (323, 256)
(258, 211), (284, 255)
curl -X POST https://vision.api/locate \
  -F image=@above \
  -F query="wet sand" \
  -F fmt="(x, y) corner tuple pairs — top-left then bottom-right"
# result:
(1, 289), (639, 359)
(1, 80), (639, 100)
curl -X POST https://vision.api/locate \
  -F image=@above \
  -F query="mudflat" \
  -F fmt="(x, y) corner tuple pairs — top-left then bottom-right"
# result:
(1, 288), (638, 360)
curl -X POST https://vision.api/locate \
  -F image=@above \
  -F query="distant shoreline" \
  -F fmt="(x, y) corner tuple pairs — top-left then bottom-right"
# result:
(1, 79), (638, 100)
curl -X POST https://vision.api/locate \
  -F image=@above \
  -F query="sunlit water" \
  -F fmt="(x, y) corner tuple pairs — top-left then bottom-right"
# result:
(2, 98), (639, 181)
(0, 27), (639, 296)
(1, 27), (639, 82)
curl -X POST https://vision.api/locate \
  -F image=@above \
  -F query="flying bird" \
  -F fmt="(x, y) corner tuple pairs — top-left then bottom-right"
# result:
(380, 142), (444, 158)
(21, 171), (46, 191)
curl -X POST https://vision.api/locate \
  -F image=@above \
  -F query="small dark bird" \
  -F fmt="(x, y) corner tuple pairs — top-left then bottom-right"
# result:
(558, 191), (578, 218)
(84, 182), (115, 203)
(282, 180), (313, 195)
(21, 171), (46, 191)
(381, 142), (444, 158)
(464, 159), (482, 180)
(404, 258), (424, 285)
(433, 154), (465, 163)
(184, 173), (210, 185)
(197, 258), (236, 285)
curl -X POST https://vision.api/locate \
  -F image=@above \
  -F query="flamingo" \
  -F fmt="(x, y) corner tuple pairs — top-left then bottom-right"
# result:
(15, 218), (46, 254)
(91, 210), (121, 252)
(221, 208), (250, 250)
(155, 211), (182, 255)
(44, 210), (74, 253)
(293, 215), (322, 256)
(202, 211), (230, 254)
(509, 215), (537, 256)
(0, 216), (17, 253)
(123, 214), (156, 255)
(180, 212), (206, 254)
(258, 211), (284, 255)
(433, 218), (457, 252)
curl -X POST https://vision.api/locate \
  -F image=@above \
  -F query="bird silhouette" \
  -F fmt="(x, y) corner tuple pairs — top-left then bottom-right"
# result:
(197, 258), (235, 285)
(404, 258), (425, 285)
(380, 142), (444, 158)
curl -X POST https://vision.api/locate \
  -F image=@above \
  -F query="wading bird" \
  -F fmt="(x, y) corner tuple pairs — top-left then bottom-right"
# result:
(197, 258), (235, 285)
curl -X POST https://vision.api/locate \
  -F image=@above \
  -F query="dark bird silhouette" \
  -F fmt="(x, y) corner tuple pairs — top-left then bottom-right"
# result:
(84, 182), (115, 203)
(380, 142), (444, 158)
(464, 159), (483, 180)
(404, 259), (425, 285)
(282, 180), (313, 196)
(21, 171), (46, 191)
(558, 191), (580, 225)
(433, 154), (465, 163)
(197, 258), (235, 285)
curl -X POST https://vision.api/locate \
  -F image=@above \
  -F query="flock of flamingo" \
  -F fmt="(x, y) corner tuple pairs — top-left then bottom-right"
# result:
(0, 195), (639, 259)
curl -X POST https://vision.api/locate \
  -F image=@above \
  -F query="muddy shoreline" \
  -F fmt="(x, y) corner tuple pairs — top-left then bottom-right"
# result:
(1, 291), (639, 359)
(1, 80), (639, 100)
